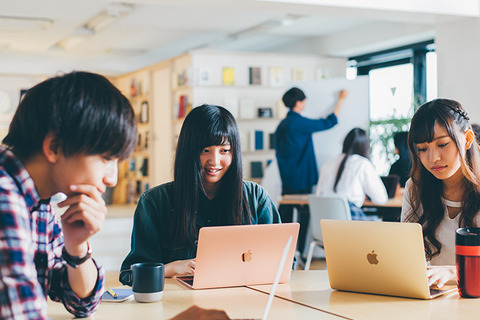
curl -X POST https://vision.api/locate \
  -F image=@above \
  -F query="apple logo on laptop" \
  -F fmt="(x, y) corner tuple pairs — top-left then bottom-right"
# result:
(242, 250), (253, 262)
(367, 250), (379, 265)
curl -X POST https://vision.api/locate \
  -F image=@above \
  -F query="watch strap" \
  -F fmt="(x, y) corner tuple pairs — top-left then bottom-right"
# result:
(62, 242), (92, 268)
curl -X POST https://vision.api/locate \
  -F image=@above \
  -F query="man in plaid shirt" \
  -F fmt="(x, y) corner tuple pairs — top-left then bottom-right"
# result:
(0, 72), (137, 319)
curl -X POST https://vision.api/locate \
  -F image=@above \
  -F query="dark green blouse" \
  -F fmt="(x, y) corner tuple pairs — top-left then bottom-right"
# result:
(120, 181), (280, 284)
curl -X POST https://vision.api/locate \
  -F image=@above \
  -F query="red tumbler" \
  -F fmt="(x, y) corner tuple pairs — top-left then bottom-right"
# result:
(456, 227), (480, 298)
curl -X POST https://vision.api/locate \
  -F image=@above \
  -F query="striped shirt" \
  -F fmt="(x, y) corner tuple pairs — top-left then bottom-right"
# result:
(0, 147), (104, 319)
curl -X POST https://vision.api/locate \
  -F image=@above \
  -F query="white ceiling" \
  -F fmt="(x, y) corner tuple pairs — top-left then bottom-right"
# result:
(0, 0), (477, 76)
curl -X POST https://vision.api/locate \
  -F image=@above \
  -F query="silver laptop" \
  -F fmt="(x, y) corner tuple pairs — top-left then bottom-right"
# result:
(176, 223), (299, 289)
(320, 220), (457, 299)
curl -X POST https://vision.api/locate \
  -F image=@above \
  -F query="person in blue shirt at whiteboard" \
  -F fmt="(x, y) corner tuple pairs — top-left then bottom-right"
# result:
(274, 87), (348, 256)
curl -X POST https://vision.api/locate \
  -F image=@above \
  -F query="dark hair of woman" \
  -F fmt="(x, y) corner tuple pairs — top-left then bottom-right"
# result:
(170, 104), (251, 247)
(333, 127), (371, 192)
(391, 131), (412, 187)
(405, 98), (480, 260)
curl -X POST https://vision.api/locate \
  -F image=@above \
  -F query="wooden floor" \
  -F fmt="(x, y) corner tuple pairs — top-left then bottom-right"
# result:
(105, 258), (327, 288)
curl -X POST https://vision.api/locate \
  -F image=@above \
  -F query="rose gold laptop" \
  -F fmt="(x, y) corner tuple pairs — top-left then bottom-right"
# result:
(320, 220), (457, 299)
(176, 223), (299, 289)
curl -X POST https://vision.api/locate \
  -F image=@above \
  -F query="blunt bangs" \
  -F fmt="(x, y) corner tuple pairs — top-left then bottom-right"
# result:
(410, 102), (454, 146)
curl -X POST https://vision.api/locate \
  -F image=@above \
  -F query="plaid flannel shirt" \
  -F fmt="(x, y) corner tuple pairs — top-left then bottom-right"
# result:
(0, 147), (105, 319)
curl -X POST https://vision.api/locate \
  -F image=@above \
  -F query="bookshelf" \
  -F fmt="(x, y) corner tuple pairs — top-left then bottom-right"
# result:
(107, 50), (346, 204)
(168, 51), (346, 181)
(111, 72), (152, 204)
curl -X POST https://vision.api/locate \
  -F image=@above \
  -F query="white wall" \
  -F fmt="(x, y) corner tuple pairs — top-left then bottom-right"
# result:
(435, 17), (480, 124)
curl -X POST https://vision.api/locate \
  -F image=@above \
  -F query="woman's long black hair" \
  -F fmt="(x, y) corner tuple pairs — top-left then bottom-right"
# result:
(334, 127), (371, 192)
(170, 105), (251, 248)
(406, 98), (480, 260)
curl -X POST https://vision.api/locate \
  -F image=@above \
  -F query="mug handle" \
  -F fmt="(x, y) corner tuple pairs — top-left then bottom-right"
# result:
(119, 269), (133, 286)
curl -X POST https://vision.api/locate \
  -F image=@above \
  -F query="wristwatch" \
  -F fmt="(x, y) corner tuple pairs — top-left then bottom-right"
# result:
(62, 242), (92, 268)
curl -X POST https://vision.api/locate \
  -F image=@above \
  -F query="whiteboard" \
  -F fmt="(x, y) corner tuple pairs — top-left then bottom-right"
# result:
(261, 76), (370, 198)
(292, 76), (370, 170)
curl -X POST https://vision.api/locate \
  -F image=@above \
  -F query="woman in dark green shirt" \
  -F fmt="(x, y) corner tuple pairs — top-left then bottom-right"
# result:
(120, 105), (280, 281)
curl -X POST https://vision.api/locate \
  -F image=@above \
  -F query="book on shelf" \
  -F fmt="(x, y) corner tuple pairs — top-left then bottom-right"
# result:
(129, 157), (136, 172)
(251, 161), (263, 179)
(222, 67), (235, 86)
(239, 99), (255, 119)
(139, 157), (149, 177)
(178, 95), (188, 118)
(249, 67), (261, 85)
(254, 130), (264, 150)
(269, 66), (284, 87)
(269, 133), (276, 150)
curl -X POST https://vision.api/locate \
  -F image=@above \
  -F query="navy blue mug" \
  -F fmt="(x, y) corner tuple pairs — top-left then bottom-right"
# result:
(119, 262), (164, 302)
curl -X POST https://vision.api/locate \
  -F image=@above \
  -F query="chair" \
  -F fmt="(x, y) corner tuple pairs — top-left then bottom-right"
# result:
(304, 195), (351, 270)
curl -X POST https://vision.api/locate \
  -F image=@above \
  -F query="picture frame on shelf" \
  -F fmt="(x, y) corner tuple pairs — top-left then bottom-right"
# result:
(292, 68), (306, 82)
(269, 66), (284, 87)
(224, 98), (239, 118)
(197, 67), (213, 86)
(258, 107), (273, 118)
(239, 99), (255, 119)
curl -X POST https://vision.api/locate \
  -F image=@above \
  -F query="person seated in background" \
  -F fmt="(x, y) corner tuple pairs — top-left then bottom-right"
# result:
(316, 127), (388, 220)
(120, 104), (280, 280)
(0, 71), (137, 319)
(389, 131), (412, 187)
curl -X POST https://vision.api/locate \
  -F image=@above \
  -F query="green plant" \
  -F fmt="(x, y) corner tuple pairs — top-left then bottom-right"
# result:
(369, 94), (423, 173)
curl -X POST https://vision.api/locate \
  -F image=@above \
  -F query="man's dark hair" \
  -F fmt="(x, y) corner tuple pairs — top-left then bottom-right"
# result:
(3, 71), (137, 160)
(282, 87), (306, 109)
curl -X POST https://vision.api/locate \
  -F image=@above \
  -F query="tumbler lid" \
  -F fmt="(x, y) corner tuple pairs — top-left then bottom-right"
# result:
(456, 227), (480, 246)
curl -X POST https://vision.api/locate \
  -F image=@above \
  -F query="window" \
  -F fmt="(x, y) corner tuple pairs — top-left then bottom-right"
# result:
(347, 40), (436, 174)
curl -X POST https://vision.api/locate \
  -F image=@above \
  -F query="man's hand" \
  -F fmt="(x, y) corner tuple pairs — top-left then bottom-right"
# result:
(58, 184), (106, 256)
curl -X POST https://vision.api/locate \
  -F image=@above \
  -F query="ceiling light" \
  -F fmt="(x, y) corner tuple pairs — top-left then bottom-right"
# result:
(228, 14), (302, 40)
(53, 3), (134, 51)
(0, 15), (52, 33)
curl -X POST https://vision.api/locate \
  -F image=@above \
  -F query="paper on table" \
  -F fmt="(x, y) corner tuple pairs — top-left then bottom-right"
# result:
(102, 288), (133, 302)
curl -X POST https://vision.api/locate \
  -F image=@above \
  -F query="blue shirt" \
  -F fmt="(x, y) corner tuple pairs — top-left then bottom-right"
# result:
(275, 110), (338, 194)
